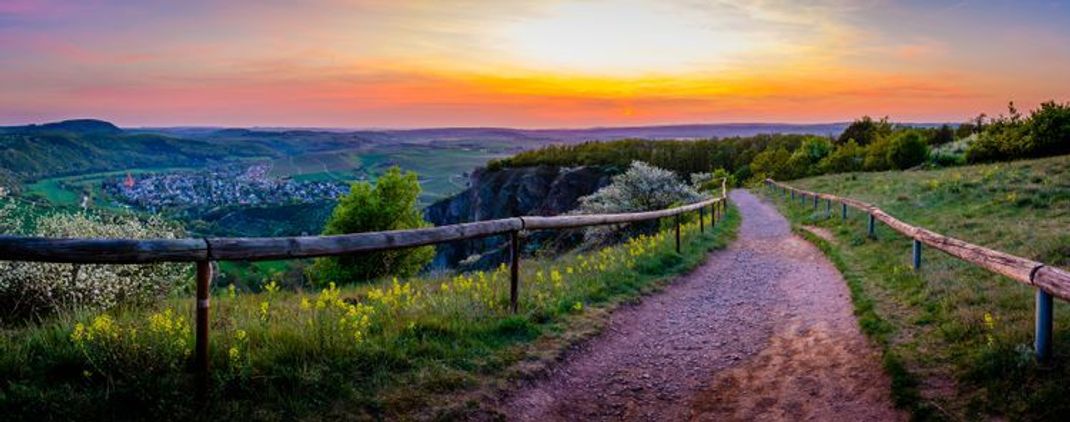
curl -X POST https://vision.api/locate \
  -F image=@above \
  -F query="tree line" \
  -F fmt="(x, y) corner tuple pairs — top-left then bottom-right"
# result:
(488, 100), (1070, 183)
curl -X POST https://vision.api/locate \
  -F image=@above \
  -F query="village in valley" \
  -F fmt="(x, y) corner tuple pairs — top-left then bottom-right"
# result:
(101, 164), (349, 212)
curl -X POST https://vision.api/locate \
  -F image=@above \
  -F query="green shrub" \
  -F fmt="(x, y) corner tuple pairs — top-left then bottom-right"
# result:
(886, 130), (929, 169)
(967, 101), (1070, 163)
(863, 137), (893, 171)
(819, 140), (865, 173)
(750, 147), (792, 180)
(312, 167), (434, 285)
(1027, 101), (1070, 157)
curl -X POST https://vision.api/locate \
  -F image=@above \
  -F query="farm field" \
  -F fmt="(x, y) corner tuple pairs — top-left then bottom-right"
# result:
(764, 155), (1070, 420)
(264, 144), (509, 203)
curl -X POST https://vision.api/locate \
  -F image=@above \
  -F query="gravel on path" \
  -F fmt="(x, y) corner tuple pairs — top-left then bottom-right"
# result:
(498, 189), (904, 421)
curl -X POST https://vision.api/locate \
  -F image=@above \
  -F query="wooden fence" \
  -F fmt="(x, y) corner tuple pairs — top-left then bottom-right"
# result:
(0, 180), (728, 382)
(765, 179), (1070, 360)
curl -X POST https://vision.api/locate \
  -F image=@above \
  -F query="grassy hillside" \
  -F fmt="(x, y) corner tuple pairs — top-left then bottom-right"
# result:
(0, 131), (271, 183)
(764, 155), (1070, 420)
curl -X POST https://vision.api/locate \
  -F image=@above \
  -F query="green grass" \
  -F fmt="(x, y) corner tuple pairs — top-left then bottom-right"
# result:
(762, 154), (1070, 421)
(0, 205), (740, 420)
(355, 146), (509, 203)
(217, 261), (293, 289)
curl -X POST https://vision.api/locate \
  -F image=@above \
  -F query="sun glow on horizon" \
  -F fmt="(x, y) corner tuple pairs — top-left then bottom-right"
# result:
(0, 0), (1068, 127)
(500, 0), (760, 77)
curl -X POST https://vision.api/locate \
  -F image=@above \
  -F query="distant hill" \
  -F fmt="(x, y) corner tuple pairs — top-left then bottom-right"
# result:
(0, 119), (121, 135)
(139, 122), (852, 144)
(0, 120), (274, 184)
(375, 123), (851, 144)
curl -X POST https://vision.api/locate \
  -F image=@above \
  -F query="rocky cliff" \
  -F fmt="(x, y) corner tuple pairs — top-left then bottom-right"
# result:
(424, 165), (616, 269)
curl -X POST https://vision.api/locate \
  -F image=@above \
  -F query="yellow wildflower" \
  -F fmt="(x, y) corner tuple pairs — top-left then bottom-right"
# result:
(228, 346), (241, 365)
(71, 322), (86, 344)
(259, 301), (270, 321)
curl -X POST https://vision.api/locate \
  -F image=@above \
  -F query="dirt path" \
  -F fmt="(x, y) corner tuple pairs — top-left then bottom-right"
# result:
(498, 190), (904, 421)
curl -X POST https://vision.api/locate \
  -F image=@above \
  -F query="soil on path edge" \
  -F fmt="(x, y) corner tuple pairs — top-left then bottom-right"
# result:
(496, 190), (904, 421)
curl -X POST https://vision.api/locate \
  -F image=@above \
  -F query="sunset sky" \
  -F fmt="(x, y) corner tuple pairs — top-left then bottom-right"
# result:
(1, 0), (1069, 128)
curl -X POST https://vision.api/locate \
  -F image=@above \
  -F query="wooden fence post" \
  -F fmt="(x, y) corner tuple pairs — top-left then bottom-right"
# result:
(1036, 289), (1053, 361)
(912, 239), (922, 271)
(711, 203), (717, 228)
(675, 214), (681, 253)
(195, 260), (212, 398)
(868, 213), (876, 238)
(510, 231), (520, 313)
(699, 207), (705, 233)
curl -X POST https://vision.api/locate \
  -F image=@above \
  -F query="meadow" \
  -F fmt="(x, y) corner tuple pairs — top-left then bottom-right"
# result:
(763, 155), (1070, 420)
(0, 207), (739, 420)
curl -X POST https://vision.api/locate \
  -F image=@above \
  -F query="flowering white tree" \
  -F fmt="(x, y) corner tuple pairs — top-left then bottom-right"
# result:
(0, 190), (188, 323)
(576, 161), (706, 243)
(578, 161), (705, 214)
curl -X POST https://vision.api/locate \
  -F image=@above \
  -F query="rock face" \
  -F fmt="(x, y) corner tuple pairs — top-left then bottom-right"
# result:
(424, 165), (616, 269)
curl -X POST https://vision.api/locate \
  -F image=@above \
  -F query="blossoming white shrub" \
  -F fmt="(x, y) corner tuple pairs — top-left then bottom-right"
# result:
(577, 161), (706, 243)
(0, 190), (188, 322)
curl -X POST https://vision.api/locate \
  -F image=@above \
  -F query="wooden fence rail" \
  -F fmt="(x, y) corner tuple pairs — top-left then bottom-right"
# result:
(765, 179), (1070, 361)
(0, 179), (728, 386)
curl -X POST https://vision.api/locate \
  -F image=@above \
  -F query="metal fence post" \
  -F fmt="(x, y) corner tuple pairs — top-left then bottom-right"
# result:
(510, 231), (520, 313)
(912, 239), (922, 271)
(841, 203), (848, 220)
(675, 214), (681, 253)
(711, 203), (717, 228)
(1036, 289), (1053, 362)
(813, 194), (819, 210)
(195, 260), (212, 398)
(826, 198), (831, 218)
(791, 190), (795, 201)
(868, 213), (876, 238)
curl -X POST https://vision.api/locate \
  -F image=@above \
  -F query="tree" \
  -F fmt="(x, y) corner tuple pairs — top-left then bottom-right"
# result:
(312, 167), (434, 285)
(578, 161), (705, 244)
(0, 204), (187, 322)
(749, 147), (792, 180)
(838, 116), (893, 146)
(863, 137), (893, 171)
(886, 130), (929, 169)
(578, 161), (704, 214)
(929, 124), (955, 146)
(1027, 101), (1070, 157)
(819, 140), (865, 173)
(955, 122), (976, 139)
